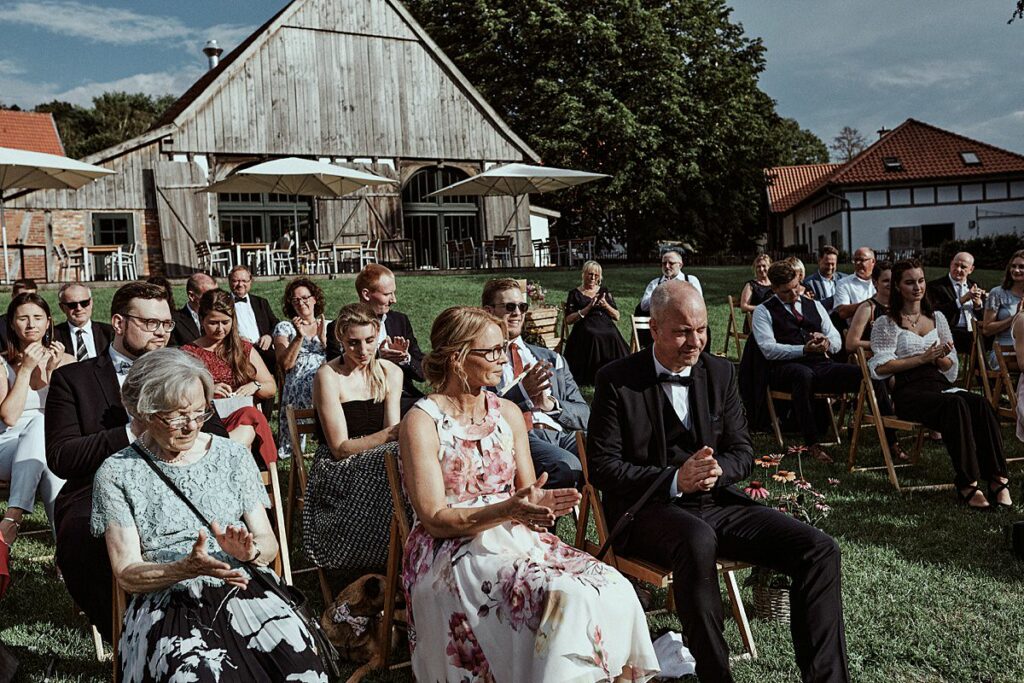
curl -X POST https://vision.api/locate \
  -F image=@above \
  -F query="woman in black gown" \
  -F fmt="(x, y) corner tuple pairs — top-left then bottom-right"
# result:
(562, 260), (629, 385)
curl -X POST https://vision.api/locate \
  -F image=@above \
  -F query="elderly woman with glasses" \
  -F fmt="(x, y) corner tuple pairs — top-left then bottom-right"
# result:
(92, 348), (326, 681)
(273, 277), (328, 458)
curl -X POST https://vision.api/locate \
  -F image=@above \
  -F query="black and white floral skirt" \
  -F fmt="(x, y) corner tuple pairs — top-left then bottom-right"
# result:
(119, 575), (327, 682)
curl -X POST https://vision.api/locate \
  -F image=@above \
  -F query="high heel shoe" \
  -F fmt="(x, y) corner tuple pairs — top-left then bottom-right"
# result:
(988, 480), (1013, 509)
(956, 485), (991, 511)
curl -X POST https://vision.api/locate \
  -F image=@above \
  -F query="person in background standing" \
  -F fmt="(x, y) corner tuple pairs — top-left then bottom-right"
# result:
(562, 260), (628, 385)
(170, 273), (217, 347)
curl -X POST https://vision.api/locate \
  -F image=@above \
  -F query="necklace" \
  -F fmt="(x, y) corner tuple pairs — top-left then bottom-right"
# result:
(443, 395), (487, 426)
(902, 311), (922, 329)
(138, 437), (186, 464)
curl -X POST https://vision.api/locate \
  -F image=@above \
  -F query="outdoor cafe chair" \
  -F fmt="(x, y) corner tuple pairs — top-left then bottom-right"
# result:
(360, 238), (380, 268)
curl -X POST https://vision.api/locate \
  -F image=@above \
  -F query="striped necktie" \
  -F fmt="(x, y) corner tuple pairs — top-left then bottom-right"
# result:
(75, 328), (88, 361)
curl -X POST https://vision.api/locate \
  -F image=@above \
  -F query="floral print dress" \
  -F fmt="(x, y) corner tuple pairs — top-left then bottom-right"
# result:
(402, 393), (659, 683)
(273, 320), (326, 459)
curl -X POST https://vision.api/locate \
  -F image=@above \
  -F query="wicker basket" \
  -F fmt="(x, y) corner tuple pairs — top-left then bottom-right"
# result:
(752, 583), (791, 623)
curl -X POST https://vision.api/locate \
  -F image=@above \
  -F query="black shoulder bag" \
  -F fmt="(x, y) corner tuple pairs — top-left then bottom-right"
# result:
(131, 442), (342, 681)
(594, 466), (677, 560)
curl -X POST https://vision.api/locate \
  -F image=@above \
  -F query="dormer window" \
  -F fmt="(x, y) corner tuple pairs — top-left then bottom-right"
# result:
(960, 151), (981, 166)
(883, 156), (903, 172)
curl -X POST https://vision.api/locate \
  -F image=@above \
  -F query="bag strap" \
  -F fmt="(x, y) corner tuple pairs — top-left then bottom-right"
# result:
(129, 441), (284, 599)
(594, 465), (677, 560)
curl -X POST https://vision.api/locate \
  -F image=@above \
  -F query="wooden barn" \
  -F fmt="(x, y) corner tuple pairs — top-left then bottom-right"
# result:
(4, 0), (539, 278)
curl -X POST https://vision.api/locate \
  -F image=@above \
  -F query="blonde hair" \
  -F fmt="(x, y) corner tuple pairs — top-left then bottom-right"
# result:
(751, 254), (771, 276)
(581, 260), (602, 285)
(423, 306), (505, 392)
(334, 303), (387, 403)
(785, 256), (806, 278)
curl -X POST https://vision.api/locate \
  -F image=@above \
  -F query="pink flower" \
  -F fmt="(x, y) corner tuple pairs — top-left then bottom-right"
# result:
(772, 470), (796, 483)
(590, 624), (611, 677)
(795, 478), (812, 490)
(445, 612), (491, 679)
(496, 561), (546, 632)
(787, 445), (808, 455)
(815, 502), (832, 513)
(744, 481), (770, 500)
(755, 454), (784, 468)
(828, 477), (841, 486)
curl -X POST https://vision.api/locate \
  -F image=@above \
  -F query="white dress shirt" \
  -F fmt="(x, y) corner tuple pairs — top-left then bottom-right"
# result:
(499, 336), (558, 411)
(187, 303), (201, 332)
(640, 273), (704, 312)
(751, 296), (842, 360)
(69, 322), (98, 359)
(376, 313), (389, 349)
(233, 296), (260, 342)
(949, 275), (975, 331)
(654, 354), (695, 498)
(109, 345), (137, 443)
(833, 275), (875, 308)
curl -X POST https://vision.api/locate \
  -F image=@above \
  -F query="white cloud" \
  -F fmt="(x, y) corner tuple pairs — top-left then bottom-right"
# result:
(862, 61), (989, 90)
(0, 59), (26, 76)
(54, 66), (205, 107)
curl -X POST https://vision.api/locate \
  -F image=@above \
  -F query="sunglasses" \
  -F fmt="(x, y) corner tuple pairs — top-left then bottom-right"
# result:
(61, 298), (91, 309)
(497, 302), (529, 314)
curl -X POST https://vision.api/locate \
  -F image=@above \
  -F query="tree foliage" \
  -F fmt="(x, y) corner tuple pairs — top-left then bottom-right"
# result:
(829, 126), (868, 163)
(1012, 0), (1024, 22)
(33, 92), (175, 159)
(404, 0), (814, 255)
(770, 118), (830, 166)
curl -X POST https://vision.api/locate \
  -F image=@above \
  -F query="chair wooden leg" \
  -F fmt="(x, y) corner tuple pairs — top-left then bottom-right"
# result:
(765, 391), (784, 448)
(91, 625), (105, 662)
(379, 518), (402, 673)
(285, 456), (299, 535)
(723, 569), (757, 660)
(874, 415), (901, 491)
(826, 398), (842, 446)
(847, 388), (866, 471)
(266, 466), (292, 585)
(574, 494), (591, 551)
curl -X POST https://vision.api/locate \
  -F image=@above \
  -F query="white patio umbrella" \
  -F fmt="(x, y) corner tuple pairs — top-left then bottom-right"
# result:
(0, 146), (115, 283)
(201, 157), (397, 259)
(428, 162), (609, 198)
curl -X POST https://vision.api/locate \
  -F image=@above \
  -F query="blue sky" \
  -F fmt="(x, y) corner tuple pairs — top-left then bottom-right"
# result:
(1, 1), (1021, 154)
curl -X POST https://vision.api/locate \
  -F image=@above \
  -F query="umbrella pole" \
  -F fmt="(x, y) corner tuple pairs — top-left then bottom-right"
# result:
(0, 193), (9, 285)
(293, 204), (300, 273)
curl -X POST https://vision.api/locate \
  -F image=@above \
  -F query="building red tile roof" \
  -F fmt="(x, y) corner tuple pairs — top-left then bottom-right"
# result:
(766, 118), (1024, 214)
(0, 110), (64, 156)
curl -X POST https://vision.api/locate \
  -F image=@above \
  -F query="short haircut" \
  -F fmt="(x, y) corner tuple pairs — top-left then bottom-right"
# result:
(110, 282), (169, 318)
(767, 261), (797, 287)
(186, 272), (216, 294)
(12, 278), (36, 295)
(820, 246), (839, 258)
(229, 264), (252, 279)
(121, 348), (214, 420)
(355, 264), (394, 295)
(145, 276), (176, 310)
(661, 249), (683, 261)
(481, 278), (523, 307)
(58, 282), (91, 301)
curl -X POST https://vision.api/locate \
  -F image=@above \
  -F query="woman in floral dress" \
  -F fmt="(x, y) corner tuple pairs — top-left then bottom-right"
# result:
(399, 306), (659, 683)
(273, 278), (328, 458)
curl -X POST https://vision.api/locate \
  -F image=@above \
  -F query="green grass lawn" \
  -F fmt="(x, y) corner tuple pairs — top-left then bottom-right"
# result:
(3, 264), (1024, 682)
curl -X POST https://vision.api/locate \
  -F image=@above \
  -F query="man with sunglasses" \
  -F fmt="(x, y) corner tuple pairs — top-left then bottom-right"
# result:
(45, 282), (229, 641)
(482, 278), (589, 490)
(53, 283), (113, 360)
(169, 272), (218, 347)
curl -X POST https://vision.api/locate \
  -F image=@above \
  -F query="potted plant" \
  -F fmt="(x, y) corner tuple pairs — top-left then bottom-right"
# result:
(742, 446), (839, 623)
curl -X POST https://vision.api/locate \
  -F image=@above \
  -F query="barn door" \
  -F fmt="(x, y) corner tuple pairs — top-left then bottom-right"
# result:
(152, 160), (215, 275)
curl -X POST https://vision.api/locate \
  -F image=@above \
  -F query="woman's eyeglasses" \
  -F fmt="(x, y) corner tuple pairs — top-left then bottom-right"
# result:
(290, 294), (315, 305)
(498, 303), (529, 314)
(156, 409), (215, 430)
(467, 342), (509, 362)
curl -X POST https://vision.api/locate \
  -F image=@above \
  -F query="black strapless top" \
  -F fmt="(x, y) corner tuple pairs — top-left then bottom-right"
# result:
(341, 399), (386, 438)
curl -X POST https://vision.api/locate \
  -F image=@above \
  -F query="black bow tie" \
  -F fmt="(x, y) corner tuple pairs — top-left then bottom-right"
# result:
(658, 373), (692, 386)
(234, 295), (249, 304)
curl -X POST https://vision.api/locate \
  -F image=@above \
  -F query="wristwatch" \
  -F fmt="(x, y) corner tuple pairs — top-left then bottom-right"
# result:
(249, 540), (262, 563)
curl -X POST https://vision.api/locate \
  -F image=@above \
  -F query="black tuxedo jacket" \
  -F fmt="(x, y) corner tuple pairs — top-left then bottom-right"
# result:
(45, 352), (228, 527)
(587, 349), (754, 543)
(326, 310), (425, 397)
(238, 293), (279, 338)
(53, 320), (114, 357)
(170, 304), (201, 347)
(927, 275), (980, 330)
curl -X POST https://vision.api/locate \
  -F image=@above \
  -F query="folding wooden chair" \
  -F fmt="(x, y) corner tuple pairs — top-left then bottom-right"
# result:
(846, 348), (938, 491)
(524, 306), (562, 351)
(284, 405), (333, 606)
(722, 296), (750, 359)
(965, 327), (1000, 406)
(991, 342), (1019, 420)
(765, 385), (847, 449)
(345, 443), (414, 682)
(630, 315), (651, 353)
(573, 432), (757, 660)
(111, 467), (293, 682)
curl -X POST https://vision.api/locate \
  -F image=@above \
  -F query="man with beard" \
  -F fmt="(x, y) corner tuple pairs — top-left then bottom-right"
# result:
(46, 282), (228, 640)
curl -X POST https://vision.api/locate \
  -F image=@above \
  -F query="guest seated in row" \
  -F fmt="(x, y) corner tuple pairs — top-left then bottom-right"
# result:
(229, 265), (280, 418)
(832, 247), (877, 328)
(169, 272), (217, 347)
(785, 256), (812, 299)
(483, 278), (589, 490)
(562, 260), (628, 385)
(54, 283), (113, 361)
(273, 277), (328, 459)
(306, 303), (402, 572)
(589, 280), (849, 683)
(399, 306), (659, 682)
(1011, 313), (1024, 443)
(738, 254), (773, 323)
(751, 261), (865, 463)
(327, 264), (425, 414)
(183, 289), (278, 468)
(803, 246), (846, 311)
(638, 248), (703, 314)
(0, 279), (36, 350)
(0, 293), (70, 545)
(869, 259), (1011, 510)
(93, 349), (326, 680)
(845, 260), (893, 358)
(982, 249), (1024, 369)
(927, 252), (984, 355)
(46, 282), (228, 640)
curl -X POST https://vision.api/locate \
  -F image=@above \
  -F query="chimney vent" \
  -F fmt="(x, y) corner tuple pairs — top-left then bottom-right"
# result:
(877, 127), (890, 139)
(202, 40), (223, 70)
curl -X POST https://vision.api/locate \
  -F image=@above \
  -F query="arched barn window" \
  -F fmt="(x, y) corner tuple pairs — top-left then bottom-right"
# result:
(402, 167), (480, 269)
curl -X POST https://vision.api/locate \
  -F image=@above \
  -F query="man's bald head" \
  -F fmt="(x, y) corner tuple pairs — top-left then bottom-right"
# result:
(650, 280), (707, 370)
(651, 280), (703, 321)
(949, 252), (975, 282)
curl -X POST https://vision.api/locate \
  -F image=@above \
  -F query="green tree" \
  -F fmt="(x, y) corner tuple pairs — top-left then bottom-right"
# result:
(404, 0), (796, 255)
(34, 92), (175, 159)
(769, 117), (830, 166)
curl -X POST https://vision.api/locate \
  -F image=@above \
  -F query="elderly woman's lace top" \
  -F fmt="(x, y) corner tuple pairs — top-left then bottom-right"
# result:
(868, 314), (958, 383)
(91, 435), (270, 590)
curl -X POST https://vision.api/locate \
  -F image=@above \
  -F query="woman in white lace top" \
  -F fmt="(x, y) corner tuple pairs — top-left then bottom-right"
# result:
(869, 259), (1011, 510)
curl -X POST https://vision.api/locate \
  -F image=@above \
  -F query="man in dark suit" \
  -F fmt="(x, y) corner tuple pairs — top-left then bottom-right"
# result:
(326, 264), (424, 413)
(46, 282), (228, 640)
(589, 279), (848, 683)
(802, 245), (847, 312)
(53, 283), (114, 360)
(229, 265), (279, 417)
(927, 251), (985, 354)
(169, 272), (217, 347)
(483, 278), (589, 490)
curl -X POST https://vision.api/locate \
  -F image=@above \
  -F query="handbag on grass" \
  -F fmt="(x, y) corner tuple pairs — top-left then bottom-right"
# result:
(130, 442), (342, 681)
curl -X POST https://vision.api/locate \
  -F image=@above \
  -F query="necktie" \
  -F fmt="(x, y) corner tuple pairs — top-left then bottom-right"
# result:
(509, 343), (533, 429)
(658, 373), (693, 386)
(957, 282), (972, 331)
(790, 302), (804, 323)
(75, 329), (88, 361)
